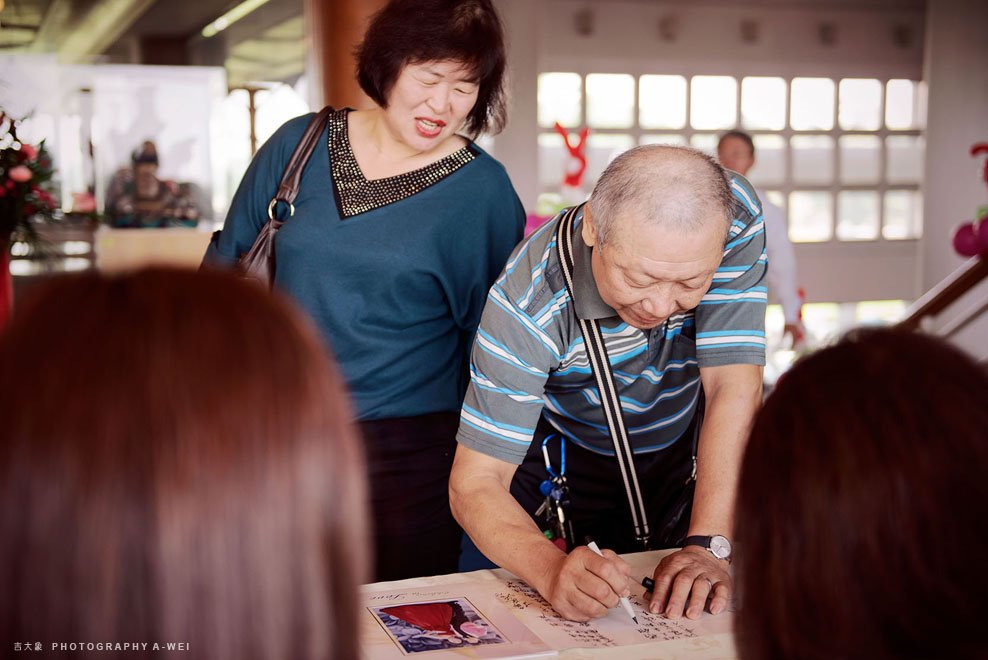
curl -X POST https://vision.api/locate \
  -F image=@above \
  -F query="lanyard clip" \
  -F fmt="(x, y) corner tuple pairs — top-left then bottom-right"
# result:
(541, 433), (565, 479)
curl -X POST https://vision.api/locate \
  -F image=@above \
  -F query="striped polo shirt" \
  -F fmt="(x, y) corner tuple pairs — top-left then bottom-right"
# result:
(457, 173), (767, 464)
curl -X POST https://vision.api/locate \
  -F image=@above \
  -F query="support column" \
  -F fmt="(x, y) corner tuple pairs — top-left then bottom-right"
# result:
(493, 0), (540, 212)
(304, 0), (386, 110)
(921, 0), (988, 289)
(921, 0), (988, 358)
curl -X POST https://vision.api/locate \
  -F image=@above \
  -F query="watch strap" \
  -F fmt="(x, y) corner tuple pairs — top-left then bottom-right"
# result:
(684, 534), (732, 562)
(683, 535), (713, 549)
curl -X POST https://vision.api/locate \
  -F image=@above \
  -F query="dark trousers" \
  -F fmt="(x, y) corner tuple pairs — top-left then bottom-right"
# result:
(509, 414), (698, 553)
(360, 412), (463, 582)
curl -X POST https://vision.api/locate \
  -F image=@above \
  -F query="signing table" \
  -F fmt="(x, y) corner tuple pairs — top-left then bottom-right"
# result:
(361, 549), (737, 659)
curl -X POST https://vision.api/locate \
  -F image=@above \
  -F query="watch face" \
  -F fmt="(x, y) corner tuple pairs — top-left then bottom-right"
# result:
(710, 535), (732, 559)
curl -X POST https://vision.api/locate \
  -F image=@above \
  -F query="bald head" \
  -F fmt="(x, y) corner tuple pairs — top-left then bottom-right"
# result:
(586, 145), (733, 246)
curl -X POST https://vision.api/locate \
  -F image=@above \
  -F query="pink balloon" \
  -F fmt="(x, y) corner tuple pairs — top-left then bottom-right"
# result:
(976, 218), (988, 253)
(953, 222), (980, 257)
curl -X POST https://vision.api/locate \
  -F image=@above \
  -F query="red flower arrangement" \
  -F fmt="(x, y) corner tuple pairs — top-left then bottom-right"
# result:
(0, 110), (59, 250)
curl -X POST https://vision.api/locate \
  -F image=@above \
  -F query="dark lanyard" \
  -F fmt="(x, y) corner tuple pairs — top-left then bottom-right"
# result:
(555, 205), (652, 549)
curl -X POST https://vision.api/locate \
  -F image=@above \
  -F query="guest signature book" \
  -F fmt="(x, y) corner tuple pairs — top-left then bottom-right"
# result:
(360, 555), (735, 659)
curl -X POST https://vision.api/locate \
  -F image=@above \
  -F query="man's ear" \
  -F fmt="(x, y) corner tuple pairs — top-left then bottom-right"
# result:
(582, 206), (599, 248)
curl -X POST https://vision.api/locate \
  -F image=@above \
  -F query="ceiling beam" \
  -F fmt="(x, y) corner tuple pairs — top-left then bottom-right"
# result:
(32, 0), (156, 62)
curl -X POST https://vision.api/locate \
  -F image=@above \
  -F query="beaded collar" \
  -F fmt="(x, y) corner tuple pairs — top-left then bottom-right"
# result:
(328, 108), (478, 218)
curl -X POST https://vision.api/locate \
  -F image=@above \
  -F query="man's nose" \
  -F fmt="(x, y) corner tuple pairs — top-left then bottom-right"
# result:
(641, 295), (675, 320)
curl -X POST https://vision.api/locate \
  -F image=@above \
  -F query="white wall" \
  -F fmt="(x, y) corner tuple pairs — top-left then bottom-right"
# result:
(920, 0), (988, 359)
(537, 1), (924, 78)
(496, 0), (541, 213)
(88, 65), (227, 218)
(0, 57), (229, 220)
(495, 0), (933, 306)
(921, 0), (988, 289)
(0, 55), (62, 176)
(497, 0), (925, 206)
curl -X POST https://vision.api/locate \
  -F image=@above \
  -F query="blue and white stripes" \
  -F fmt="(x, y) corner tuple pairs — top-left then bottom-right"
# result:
(456, 172), (767, 465)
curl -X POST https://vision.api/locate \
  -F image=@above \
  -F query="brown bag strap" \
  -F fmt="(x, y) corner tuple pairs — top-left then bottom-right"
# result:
(267, 106), (334, 220)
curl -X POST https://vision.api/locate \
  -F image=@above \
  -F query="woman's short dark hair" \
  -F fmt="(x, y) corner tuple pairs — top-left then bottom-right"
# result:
(0, 268), (369, 660)
(356, 0), (508, 136)
(735, 328), (988, 660)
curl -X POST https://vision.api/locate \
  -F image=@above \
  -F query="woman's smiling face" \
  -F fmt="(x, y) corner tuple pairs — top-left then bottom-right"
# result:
(382, 60), (479, 154)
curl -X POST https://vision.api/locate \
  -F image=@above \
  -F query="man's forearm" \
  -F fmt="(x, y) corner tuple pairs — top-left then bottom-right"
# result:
(688, 369), (762, 537)
(449, 473), (566, 596)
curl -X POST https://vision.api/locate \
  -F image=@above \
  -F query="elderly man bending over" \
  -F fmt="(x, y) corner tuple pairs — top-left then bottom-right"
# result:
(450, 145), (765, 622)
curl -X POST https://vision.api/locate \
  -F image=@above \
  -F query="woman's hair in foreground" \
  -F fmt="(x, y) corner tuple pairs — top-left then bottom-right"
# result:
(736, 327), (988, 660)
(356, 0), (508, 135)
(0, 268), (369, 660)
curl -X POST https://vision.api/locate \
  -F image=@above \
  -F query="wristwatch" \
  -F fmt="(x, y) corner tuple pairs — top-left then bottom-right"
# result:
(684, 534), (732, 562)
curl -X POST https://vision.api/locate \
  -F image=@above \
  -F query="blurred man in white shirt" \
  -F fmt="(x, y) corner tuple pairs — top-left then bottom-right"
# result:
(718, 131), (805, 346)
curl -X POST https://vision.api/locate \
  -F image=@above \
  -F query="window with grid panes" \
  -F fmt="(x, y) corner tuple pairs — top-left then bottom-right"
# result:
(536, 72), (925, 242)
(535, 72), (922, 350)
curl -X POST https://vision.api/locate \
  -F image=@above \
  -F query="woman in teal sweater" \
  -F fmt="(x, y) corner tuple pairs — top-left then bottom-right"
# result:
(205, 0), (524, 580)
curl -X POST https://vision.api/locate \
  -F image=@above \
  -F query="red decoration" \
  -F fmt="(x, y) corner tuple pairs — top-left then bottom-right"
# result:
(1, 111), (60, 329)
(952, 222), (981, 257)
(978, 213), (988, 248)
(951, 143), (988, 258)
(554, 122), (590, 188)
(0, 249), (10, 330)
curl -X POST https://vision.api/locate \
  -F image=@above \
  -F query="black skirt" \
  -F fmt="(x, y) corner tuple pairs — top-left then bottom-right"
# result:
(360, 411), (463, 581)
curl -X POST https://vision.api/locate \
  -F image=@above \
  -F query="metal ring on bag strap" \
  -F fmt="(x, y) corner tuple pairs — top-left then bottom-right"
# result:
(267, 198), (295, 220)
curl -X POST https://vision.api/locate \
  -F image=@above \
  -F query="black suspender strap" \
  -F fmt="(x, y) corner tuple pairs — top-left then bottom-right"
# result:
(554, 206), (652, 549)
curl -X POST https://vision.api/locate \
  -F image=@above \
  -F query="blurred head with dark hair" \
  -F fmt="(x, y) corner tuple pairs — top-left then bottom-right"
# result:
(356, 0), (508, 137)
(735, 328), (988, 660)
(717, 130), (755, 176)
(131, 140), (159, 166)
(0, 268), (369, 660)
(131, 140), (160, 199)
